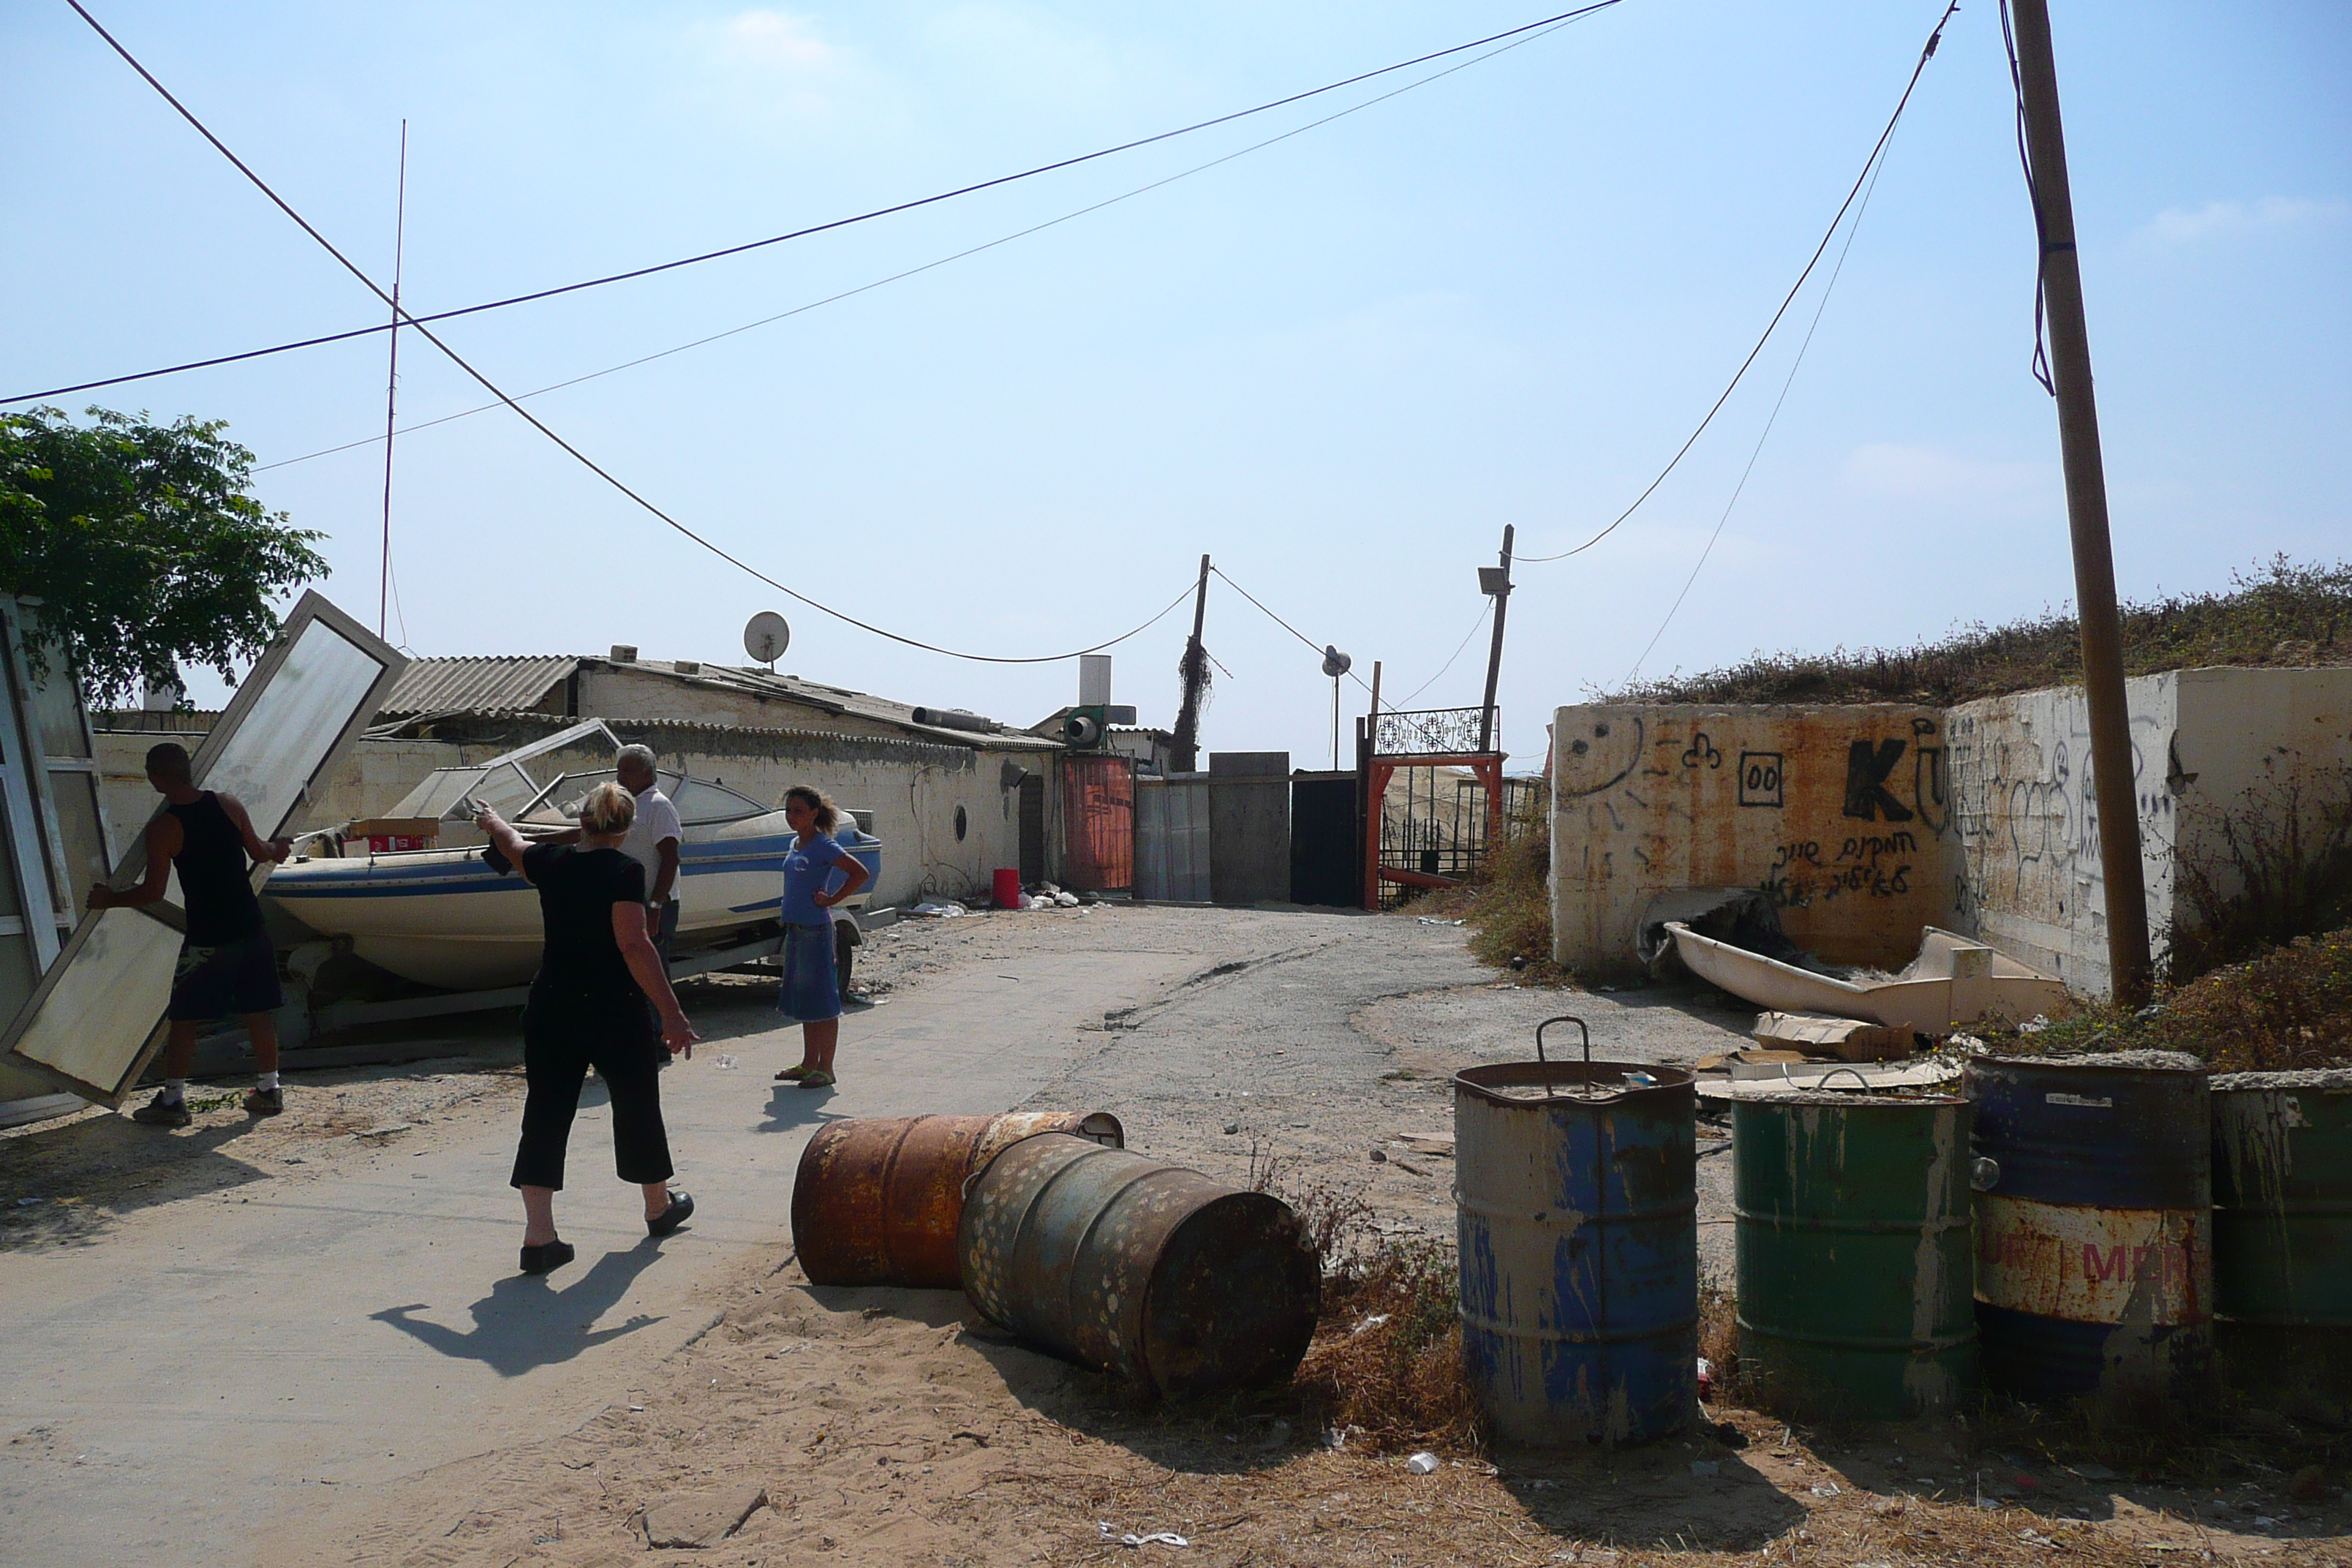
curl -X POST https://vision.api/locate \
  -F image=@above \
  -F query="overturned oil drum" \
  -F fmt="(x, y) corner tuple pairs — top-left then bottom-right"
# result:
(2212, 1069), (2352, 1389)
(793, 1111), (1124, 1289)
(1968, 1052), (2212, 1401)
(1733, 1089), (1977, 1417)
(1455, 1058), (1697, 1446)
(957, 1133), (1321, 1396)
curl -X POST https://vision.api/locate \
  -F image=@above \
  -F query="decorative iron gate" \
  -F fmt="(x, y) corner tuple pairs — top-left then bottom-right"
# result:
(1364, 706), (1506, 910)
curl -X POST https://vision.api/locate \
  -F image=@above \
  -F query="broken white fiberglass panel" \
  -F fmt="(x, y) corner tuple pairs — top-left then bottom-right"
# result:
(0, 593), (407, 1104)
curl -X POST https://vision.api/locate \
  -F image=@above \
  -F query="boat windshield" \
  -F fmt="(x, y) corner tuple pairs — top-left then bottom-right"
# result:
(541, 770), (769, 827)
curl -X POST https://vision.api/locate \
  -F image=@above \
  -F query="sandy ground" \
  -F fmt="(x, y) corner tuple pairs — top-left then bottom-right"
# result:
(4, 905), (2345, 1567)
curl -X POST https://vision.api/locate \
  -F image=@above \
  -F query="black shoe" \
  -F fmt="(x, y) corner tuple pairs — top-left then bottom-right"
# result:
(519, 1238), (576, 1275)
(244, 1086), (284, 1117)
(647, 1191), (695, 1238)
(129, 1093), (191, 1128)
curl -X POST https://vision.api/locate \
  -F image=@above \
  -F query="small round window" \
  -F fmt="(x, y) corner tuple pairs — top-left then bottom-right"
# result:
(954, 804), (968, 841)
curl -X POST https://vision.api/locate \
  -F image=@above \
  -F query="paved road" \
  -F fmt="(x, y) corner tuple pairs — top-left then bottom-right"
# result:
(0, 937), (1201, 1567)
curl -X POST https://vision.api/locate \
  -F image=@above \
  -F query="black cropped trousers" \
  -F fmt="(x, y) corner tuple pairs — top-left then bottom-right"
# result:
(509, 991), (674, 1191)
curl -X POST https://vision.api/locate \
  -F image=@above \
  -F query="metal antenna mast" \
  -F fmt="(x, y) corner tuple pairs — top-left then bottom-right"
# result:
(377, 120), (408, 641)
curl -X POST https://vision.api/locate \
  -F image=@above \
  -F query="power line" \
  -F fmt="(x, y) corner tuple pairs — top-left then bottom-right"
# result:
(12, 0), (1629, 407)
(1208, 566), (1373, 693)
(1518, 1), (1959, 565)
(1618, 102), (1899, 688)
(1395, 601), (1495, 707)
(62, 0), (1199, 666)
(256, 4), (1607, 476)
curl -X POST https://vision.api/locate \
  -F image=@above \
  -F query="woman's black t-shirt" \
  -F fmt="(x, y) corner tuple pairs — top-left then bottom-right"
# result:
(521, 843), (648, 1006)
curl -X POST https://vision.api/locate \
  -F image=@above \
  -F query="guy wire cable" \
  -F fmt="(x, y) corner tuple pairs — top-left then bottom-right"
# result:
(16, 0), (1630, 406)
(61, 0), (1200, 666)
(1617, 94), (1901, 690)
(1207, 565), (1373, 693)
(1518, 1), (1959, 565)
(255, 1), (1609, 475)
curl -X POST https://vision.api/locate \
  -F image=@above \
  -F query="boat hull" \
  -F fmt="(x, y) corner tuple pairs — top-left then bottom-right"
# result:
(267, 821), (880, 989)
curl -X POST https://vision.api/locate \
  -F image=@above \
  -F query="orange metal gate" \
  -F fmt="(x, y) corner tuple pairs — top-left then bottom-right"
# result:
(1060, 754), (1134, 892)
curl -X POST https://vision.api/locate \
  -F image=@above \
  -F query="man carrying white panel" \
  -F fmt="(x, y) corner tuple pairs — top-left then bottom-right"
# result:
(87, 742), (292, 1126)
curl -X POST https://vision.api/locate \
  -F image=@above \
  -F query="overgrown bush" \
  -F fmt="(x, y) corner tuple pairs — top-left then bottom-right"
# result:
(2007, 926), (2352, 1072)
(2170, 768), (2352, 984)
(1251, 1158), (1482, 1452)
(1461, 784), (1567, 983)
(1602, 555), (2351, 707)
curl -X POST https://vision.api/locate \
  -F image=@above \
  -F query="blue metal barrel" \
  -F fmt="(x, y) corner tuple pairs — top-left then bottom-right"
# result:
(1455, 1034), (1697, 1447)
(1967, 1052), (2212, 1401)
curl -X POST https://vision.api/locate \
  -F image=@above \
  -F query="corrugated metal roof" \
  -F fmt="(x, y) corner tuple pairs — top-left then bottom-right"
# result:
(380, 655), (579, 717)
(374, 654), (1059, 750)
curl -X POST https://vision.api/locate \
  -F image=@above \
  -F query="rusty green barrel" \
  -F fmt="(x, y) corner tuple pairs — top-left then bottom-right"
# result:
(2212, 1069), (2352, 1388)
(1455, 1061), (1697, 1446)
(1968, 1052), (2213, 1401)
(1732, 1090), (1978, 1417)
(958, 1133), (1321, 1396)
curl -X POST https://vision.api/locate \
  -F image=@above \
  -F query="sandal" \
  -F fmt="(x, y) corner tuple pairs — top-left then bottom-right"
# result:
(774, 1063), (813, 1082)
(797, 1068), (836, 1089)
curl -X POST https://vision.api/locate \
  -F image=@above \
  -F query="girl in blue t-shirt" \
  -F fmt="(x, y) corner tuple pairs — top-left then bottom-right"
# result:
(774, 785), (869, 1088)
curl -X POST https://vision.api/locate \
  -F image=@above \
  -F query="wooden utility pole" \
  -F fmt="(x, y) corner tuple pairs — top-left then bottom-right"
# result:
(1476, 524), (1515, 753)
(2009, 0), (2153, 1005)
(1169, 554), (1212, 772)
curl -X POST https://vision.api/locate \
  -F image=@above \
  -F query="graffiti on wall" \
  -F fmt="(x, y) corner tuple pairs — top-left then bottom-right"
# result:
(1946, 701), (2174, 937)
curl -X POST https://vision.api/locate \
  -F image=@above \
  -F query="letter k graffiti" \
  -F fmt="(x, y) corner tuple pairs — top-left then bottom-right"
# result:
(1843, 740), (1915, 822)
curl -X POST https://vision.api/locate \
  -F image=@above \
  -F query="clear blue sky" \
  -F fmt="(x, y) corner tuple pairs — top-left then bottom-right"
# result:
(5, 1), (2345, 765)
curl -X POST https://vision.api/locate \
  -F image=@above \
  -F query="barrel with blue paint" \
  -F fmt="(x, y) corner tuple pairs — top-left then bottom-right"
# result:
(1733, 1088), (1978, 1418)
(1455, 1019), (1697, 1446)
(1967, 1052), (2212, 1401)
(2212, 1068), (2352, 1388)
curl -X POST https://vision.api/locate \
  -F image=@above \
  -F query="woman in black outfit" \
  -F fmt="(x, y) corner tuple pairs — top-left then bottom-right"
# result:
(476, 784), (700, 1275)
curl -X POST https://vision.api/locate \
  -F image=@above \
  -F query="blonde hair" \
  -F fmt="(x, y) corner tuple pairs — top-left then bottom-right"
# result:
(784, 785), (840, 834)
(579, 781), (638, 837)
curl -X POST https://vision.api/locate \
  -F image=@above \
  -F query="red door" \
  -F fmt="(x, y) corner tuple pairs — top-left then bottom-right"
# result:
(1060, 755), (1134, 892)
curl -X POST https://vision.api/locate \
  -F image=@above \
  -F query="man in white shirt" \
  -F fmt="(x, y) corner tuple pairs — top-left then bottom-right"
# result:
(616, 744), (685, 1058)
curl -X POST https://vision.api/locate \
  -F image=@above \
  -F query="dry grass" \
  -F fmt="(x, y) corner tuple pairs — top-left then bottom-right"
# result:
(1460, 782), (1579, 985)
(1603, 554), (2352, 706)
(2007, 924), (2352, 1071)
(1294, 1237), (1483, 1455)
(2171, 766), (2352, 984)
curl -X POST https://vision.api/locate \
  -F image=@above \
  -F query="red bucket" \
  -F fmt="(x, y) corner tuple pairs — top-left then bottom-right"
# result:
(992, 868), (1023, 910)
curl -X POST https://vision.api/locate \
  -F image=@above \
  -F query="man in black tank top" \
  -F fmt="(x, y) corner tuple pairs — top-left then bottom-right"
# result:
(87, 743), (293, 1127)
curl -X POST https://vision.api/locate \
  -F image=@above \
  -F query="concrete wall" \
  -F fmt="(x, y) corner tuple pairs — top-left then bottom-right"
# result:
(97, 720), (1039, 911)
(1949, 666), (2352, 994)
(1551, 702), (1954, 972)
(1551, 667), (2352, 996)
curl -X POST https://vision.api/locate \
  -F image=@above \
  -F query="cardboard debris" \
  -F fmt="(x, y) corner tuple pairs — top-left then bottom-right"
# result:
(1694, 1048), (1808, 1074)
(1752, 1011), (1915, 1063)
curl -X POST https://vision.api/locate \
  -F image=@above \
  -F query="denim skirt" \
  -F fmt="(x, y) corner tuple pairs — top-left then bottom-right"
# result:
(777, 921), (840, 1022)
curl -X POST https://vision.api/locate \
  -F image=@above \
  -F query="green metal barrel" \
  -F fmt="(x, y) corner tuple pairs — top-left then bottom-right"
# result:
(2212, 1069), (2352, 1390)
(1733, 1090), (1978, 1417)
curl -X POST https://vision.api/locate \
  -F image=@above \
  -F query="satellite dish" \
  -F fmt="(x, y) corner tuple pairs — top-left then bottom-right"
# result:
(1322, 644), (1352, 678)
(743, 611), (791, 668)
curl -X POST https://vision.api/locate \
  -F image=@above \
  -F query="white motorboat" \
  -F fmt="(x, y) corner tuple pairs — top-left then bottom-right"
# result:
(265, 721), (878, 990)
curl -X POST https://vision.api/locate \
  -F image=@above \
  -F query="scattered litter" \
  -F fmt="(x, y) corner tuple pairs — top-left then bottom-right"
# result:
(1098, 1522), (1189, 1548)
(1417, 917), (1464, 926)
(1055, 892), (1079, 907)
(1695, 1357), (1714, 1400)
(1811, 1482), (1842, 1498)
(356, 1122), (412, 1139)
(1406, 1452), (1441, 1475)
(1689, 1460), (1721, 1477)
(2019, 1015), (2050, 1034)
(715, 1055), (739, 1069)
(908, 900), (970, 919)
(1351, 1313), (1391, 1336)
(14, 1197), (37, 1207)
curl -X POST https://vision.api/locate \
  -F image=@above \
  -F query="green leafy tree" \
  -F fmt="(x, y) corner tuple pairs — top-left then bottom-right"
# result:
(0, 406), (328, 705)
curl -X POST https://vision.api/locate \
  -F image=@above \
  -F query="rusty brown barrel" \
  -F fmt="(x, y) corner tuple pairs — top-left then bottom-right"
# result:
(793, 1112), (1123, 1288)
(958, 1133), (1322, 1396)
